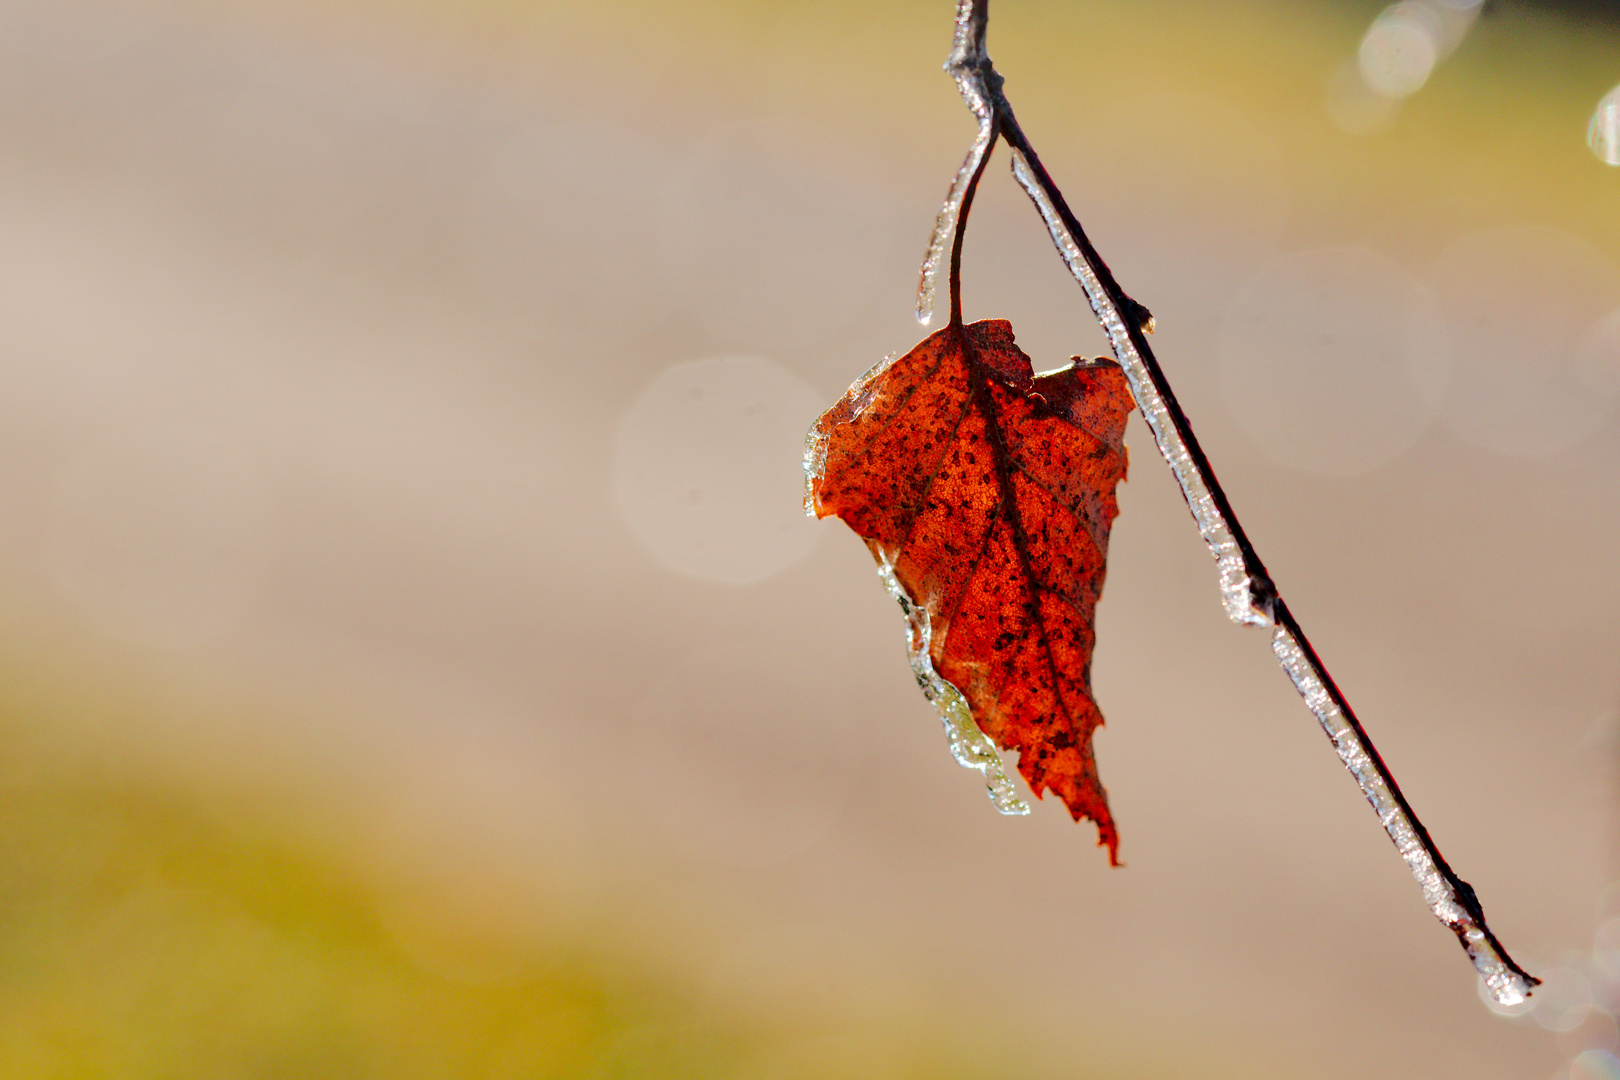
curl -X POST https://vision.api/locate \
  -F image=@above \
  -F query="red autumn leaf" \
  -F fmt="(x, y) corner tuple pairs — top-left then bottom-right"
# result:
(807, 318), (1133, 863)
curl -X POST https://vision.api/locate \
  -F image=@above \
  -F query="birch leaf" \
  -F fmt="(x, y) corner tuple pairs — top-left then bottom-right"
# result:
(807, 319), (1132, 862)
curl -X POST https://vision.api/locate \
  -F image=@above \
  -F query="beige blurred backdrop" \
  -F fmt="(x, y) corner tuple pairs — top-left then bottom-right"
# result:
(1, 0), (1618, 1076)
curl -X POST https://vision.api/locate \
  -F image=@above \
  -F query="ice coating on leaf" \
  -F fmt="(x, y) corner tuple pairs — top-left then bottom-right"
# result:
(804, 346), (1026, 813)
(804, 418), (832, 517)
(1271, 624), (1534, 1008)
(877, 548), (1030, 815)
(805, 352), (898, 516)
(1008, 148), (1271, 627)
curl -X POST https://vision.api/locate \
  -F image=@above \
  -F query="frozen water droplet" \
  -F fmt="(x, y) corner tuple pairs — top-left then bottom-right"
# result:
(1478, 973), (1534, 1016)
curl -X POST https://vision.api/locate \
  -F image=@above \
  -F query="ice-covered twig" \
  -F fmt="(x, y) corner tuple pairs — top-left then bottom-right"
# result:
(915, 0), (997, 326)
(926, 0), (1537, 1005)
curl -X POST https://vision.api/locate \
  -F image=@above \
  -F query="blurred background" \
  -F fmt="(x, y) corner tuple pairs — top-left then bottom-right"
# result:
(0, 0), (1618, 1075)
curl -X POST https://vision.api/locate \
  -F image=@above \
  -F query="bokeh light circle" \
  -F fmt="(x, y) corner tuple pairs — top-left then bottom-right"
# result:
(1218, 246), (1448, 476)
(1535, 966), (1596, 1033)
(1561, 1012), (1620, 1060)
(1359, 4), (1440, 98)
(1572, 1048), (1620, 1080)
(1595, 916), (1620, 984)
(1589, 86), (1620, 167)
(615, 356), (823, 585)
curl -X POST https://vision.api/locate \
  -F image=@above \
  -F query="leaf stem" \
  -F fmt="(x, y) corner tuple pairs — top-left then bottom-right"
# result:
(929, 0), (1537, 1003)
(947, 115), (997, 329)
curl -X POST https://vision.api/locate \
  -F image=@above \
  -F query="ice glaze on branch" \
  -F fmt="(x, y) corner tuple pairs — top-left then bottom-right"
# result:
(924, 0), (1537, 1005)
